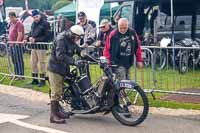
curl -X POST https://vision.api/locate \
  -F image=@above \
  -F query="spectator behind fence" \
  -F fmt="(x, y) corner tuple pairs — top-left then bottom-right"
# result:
(77, 11), (97, 47)
(77, 11), (97, 81)
(8, 12), (25, 80)
(95, 19), (113, 55)
(27, 10), (50, 87)
(57, 14), (71, 33)
(103, 18), (143, 80)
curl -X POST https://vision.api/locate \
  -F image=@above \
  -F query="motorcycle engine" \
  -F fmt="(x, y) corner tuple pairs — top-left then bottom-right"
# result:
(83, 93), (97, 109)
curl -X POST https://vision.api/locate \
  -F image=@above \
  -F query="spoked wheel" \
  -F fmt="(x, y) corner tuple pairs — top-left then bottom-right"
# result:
(153, 50), (166, 70)
(142, 49), (151, 67)
(178, 51), (188, 74)
(0, 43), (7, 57)
(112, 86), (149, 126)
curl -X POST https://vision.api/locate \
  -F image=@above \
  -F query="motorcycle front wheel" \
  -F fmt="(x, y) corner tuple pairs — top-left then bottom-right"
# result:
(112, 85), (149, 126)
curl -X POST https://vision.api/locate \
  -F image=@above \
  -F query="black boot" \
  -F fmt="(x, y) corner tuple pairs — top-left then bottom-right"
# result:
(38, 73), (46, 87)
(50, 101), (66, 124)
(57, 103), (71, 119)
(30, 73), (39, 85)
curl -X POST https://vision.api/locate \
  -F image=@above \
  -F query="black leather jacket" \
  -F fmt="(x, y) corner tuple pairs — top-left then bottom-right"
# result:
(28, 18), (50, 50)
(47, 31), (81, 77)
(29, 18), (50, 42)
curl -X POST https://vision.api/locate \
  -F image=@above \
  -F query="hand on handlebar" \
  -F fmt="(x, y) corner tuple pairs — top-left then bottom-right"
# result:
(82, 43), (88, 48)
(95, 41), (101, 47)
(74, 60), (83, 67)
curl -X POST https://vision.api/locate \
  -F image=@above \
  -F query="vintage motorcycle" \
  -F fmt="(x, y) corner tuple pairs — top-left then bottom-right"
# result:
(58, 55), (149, 126)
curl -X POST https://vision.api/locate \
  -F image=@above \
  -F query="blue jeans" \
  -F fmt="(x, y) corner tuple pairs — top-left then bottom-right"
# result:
(10, 45), (24, 76)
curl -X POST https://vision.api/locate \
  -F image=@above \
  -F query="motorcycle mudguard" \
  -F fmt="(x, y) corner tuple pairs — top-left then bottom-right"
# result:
(105, 80), (139, 108)
(119, 80), (139, 89)
(110, 80), (140, 106)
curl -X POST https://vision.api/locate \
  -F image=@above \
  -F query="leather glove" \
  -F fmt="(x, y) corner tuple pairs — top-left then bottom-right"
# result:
(74, 60), (83, 67)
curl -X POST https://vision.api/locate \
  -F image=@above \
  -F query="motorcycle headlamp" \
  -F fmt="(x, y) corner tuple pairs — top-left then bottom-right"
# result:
(100, 56), (108, 64)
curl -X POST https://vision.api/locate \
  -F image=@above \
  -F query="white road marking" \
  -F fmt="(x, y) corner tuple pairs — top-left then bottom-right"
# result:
(0, 113), (70, 133)
(0, 113), (29, 124)
(12, 120), (69, 133)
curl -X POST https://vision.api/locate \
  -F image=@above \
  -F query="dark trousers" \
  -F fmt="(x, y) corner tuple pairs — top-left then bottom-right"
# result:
(10, 45), (24, 76)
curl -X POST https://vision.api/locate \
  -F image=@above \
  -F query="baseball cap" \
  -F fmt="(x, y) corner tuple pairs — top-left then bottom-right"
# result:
(99, 19), (109, 28)
(32, 10), (40, 17)
(9, 12), (16, 17)
(78, 11), (86, 18)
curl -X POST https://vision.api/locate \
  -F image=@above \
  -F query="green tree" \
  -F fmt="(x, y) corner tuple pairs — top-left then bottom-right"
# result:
(52, 0), (71, 11)
(4, 0), (61, 10)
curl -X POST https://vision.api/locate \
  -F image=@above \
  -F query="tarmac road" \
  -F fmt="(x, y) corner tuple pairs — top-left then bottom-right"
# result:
(0, 85), (200, 133)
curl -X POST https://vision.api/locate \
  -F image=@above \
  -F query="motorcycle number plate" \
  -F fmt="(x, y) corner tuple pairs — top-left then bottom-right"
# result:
(120, 82), (132, 88)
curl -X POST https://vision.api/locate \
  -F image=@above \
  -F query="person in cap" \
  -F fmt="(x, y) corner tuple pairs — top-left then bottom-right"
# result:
(27, 9), (50, 87)
(77, 11), (97, 47)
(77, 11), (97, 81)
(96, 19), (113, 51)
(47, 25), (84, 124)
(95, 19), (113, 56)
(57, 14), (71, 33)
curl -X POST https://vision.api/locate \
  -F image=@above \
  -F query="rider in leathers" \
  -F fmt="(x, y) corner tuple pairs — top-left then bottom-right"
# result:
(47, 25), (84, 124)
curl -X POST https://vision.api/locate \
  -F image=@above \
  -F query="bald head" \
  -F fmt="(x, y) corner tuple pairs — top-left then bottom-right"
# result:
(118, 18), (129, 34)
